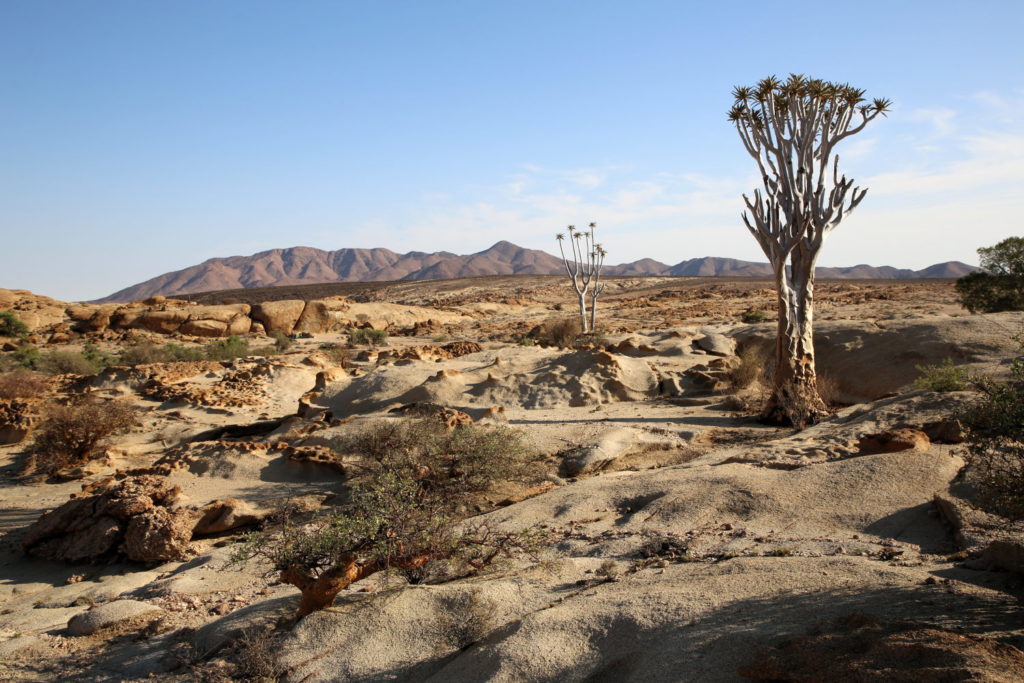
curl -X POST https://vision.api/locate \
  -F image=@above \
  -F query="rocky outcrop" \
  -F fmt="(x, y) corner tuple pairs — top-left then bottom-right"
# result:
(0, 398), (43, 445)
(250, 299), (307, 335)
(22, 472), (194, 563)
(1, 291), (468, 340)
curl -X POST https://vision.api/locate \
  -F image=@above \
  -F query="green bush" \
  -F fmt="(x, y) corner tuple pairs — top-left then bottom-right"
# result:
(0, 312), (29, 338)
(0, 343), (41, 372)
(36, 350), (101, 375)
(205, 335), (250, 361)
(914, 359), (971, 392)
(28, 399), (137, 475)
(270, 331), (293, 352)
(166, 343), (206, 362)
(234, 420), (539, 620)
(960, 340), (1024, 520)
(740, 309), (768, 324)
(956, 237), (1024, 313)
(349, 328), (388, 346)
(339, 419), (530, 501)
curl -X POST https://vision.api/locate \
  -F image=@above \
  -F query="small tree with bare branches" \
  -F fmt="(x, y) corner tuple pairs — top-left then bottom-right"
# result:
(729, 74), (890, 427)
(555, 222), (606, 333)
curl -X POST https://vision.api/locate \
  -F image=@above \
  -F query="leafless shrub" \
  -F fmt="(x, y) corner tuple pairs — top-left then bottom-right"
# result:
(728, 338), (773, 391)
(436, 589), (500, 651)
(231, 626), (282, 681)
(28, 399), (137, 475)
(321, 344), (352, 368)
(0, 370), (49, 398)
(816, 372), (843, 408)
(540, 317), (581, 347)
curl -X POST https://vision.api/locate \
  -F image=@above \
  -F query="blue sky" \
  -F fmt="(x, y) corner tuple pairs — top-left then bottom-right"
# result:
(2, 1), (1023, 300)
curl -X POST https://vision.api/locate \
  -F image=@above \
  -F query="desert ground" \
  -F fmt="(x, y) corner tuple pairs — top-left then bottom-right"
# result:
(1, 275), (1023, 681)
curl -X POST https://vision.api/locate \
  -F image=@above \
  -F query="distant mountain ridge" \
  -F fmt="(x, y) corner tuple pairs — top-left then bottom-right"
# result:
(97, 242), (980, 303)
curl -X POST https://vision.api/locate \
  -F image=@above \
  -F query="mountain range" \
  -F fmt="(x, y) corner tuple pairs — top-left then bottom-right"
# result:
(97, 241), (980, 303)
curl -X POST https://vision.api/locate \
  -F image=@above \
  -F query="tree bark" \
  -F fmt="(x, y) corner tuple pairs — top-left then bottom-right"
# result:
(762, 259), (829, 427)
(282, 553), (434, 620)
(578, 295), (590, 333)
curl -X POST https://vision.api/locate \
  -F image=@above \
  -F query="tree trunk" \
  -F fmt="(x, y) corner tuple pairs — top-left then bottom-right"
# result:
(282, 553), (434, 620)
(283, 559), (372, 620)
(762, 263), (829, 427)
(588, 293), (598, 332)
(577, 294), (590, 333)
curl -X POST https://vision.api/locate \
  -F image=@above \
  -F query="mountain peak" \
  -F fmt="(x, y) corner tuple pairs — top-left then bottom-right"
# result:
(95, 243), (981, 303)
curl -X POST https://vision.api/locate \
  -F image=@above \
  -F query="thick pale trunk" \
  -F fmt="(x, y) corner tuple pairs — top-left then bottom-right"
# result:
(763, 263), (829, 427)
(577, 295), (590, 333)
(588, 292), (598, 332)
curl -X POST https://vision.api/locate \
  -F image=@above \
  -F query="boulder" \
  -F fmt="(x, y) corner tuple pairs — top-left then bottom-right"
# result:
(251, 300), (307, 335)
(135, 309), (190, 334)
(186, 304), (251, 323)
(67, 600), (163, 636)
(857, 429), (931, 455)
(191, 499), (265, 536)
(695, 333), (736, 357)
(179, 319), (229, 337)
(22, 472), (193, 563)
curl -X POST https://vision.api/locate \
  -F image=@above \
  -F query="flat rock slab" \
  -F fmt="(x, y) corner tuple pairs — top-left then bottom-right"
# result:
(67, 599), (163, 636)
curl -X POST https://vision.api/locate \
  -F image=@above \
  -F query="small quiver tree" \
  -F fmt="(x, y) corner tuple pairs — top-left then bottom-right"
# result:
(556, 222), (606, 333)
(729, 74), (890, 427)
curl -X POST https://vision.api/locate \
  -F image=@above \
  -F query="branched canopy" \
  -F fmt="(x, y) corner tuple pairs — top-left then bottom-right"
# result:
(728, 74), (890, 269)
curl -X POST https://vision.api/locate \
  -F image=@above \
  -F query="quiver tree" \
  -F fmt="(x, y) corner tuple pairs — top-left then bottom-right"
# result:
(729, 74), (890, 427)
(556, 222), (606, 333)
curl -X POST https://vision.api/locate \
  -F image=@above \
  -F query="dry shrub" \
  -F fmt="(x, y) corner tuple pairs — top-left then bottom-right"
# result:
(816, 372), (843, 407)
(540, 317), (581, 347)
(28, 399), (137, 475)
(322, 344), (352, 368)
(436, 589), (500, 651)
(0, 370), (49, 398)
(960, 343), (1024, 520)
(231, 626), (282, 681)
(729, 338), (773, 391)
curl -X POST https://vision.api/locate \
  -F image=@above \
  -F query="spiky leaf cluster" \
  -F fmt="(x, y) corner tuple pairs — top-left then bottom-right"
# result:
(728, 74), (889, 265)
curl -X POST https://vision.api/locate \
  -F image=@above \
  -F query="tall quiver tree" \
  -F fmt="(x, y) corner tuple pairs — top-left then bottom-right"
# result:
(729, 74), (890, 427)
(556, 222), (605, 333)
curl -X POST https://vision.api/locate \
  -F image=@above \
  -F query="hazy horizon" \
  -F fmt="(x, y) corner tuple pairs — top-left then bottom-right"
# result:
(3, 1), (1022, 300)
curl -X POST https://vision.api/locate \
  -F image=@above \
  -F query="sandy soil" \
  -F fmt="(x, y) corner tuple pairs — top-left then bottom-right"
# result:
(1, 276), (1022, 682)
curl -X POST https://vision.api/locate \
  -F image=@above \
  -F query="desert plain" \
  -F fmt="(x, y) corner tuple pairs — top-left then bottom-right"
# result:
(1, 274), (1023, 681)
